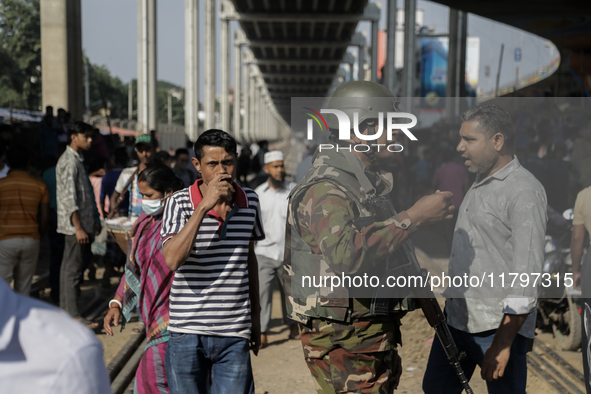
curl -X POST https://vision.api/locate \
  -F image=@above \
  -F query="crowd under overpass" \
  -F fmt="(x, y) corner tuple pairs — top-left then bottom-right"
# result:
(40, 0), (591, 145)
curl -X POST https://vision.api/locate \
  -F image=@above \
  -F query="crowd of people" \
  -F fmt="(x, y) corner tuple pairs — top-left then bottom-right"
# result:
(0, 105), (295, 393)
(2, 86), (591, 394)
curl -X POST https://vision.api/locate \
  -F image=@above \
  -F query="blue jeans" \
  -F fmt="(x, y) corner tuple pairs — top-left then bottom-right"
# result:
(165, 333), (255, 394)
(423, 325), (528, 394)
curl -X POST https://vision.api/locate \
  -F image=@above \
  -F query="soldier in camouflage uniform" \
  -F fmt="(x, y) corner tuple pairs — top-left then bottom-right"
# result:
(284, 81), (455, 393)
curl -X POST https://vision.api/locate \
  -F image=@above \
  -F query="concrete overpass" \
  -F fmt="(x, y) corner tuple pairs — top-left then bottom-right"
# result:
(40, 0), (591, 144)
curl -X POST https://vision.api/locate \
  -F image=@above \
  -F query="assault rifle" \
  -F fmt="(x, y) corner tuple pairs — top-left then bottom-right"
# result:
(400, 241), (474, 394)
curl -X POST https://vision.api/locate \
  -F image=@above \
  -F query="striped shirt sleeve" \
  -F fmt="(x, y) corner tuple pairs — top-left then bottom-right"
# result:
(250, 191), (266, 241)
(161, 191), (189, 244)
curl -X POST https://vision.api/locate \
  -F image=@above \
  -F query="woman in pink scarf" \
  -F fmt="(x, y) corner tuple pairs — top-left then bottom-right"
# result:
(104, 163), (183, 394)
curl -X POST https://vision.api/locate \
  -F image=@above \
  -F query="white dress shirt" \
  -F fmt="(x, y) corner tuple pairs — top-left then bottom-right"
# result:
(443, 157), (547, 338)
(254, 180), (294, 261)
(0, 280), (111, 394)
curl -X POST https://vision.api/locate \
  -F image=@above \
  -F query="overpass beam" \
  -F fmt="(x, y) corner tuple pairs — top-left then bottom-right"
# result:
(41, 0), (84, 120)
(185, 0), (199, 141)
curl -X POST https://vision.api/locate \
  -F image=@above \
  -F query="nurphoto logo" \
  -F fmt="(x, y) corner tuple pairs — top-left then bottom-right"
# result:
(303, 107), (418, 153)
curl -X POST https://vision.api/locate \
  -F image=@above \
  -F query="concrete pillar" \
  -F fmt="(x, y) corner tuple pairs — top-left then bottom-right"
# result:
(402, 0), (416, 100)
(385, 0), (397, 93)
(147, 0), (157, 132)
(204, 0), (215, 130)
(264, 101), (269, 140)
(243, 57), (250, 143)
(249, 71), (256, 141)
(254, 83), (260, 141)
(220, 2), (230, 133)
(41, 0), (84, 120)
(233, 32), (242, 142)
(137, 0), (157, 133)
(446, 9), (467, 117)
(137, 0), (144, 132)
(185, 0), (199, 141)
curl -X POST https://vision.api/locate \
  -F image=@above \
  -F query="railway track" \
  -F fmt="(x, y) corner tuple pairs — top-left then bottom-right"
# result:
(528, 340), (586, 394)
(107, 331), (147, 394)
(84, 290), (146, 394)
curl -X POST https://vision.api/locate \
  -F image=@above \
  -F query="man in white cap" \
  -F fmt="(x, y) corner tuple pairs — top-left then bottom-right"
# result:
(254, 150), (298, 347)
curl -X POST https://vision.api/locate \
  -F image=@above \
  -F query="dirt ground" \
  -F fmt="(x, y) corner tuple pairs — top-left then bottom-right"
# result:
(250, 290), (556, 394)
(39, 230), (579, 393)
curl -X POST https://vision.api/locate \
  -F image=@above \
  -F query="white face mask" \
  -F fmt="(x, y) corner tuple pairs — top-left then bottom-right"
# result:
(142, 198), (165, 216)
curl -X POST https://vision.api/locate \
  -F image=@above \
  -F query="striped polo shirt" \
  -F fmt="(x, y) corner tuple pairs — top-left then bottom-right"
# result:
(161, 179), (265, 339)
(0, 171), (50, 241)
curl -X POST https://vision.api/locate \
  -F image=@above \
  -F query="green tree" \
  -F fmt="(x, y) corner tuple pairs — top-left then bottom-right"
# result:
(157, 80), (185, 125)
(0, 0), (41, 110)
(86, 59), (128, 119)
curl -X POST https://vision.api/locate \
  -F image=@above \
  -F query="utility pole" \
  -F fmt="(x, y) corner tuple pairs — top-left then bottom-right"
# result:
(168, 92), (172, 125)
(495, 44), (505, 97)
(402, 0), (416, 103)
(128, 80), (133, 121)
(84, 58), (90, 118)
(385, 0), (397, 92)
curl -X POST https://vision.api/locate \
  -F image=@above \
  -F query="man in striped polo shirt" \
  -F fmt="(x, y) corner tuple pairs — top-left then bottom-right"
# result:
(162, 129), (265, 394)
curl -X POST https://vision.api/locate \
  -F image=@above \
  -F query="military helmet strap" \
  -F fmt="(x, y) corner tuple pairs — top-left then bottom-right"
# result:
(341, 150), (376, 201)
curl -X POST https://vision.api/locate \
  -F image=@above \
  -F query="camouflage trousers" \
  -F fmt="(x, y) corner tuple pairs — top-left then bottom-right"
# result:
(300, 318), (402, 394)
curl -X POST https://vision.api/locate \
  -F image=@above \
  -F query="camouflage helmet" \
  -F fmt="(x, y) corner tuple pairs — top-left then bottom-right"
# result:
(325, 81), (398, 131)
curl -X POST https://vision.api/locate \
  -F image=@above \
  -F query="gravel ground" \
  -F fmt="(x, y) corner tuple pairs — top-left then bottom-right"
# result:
(79, 244), (581, 393)
(251, 291), (555, 394)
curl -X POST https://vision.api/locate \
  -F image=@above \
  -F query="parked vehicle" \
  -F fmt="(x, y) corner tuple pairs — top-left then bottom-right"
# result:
(536, 207), (583, 351)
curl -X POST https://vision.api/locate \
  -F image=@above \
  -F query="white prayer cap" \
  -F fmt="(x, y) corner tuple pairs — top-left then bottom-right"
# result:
(264, 150), (284, 164)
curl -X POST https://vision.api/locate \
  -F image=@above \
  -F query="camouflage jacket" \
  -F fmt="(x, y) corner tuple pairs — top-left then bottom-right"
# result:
(284, 148), (418, 325)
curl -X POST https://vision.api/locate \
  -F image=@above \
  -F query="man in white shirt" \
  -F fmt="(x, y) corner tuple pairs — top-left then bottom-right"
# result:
(254, 151), (298, 347)
(0, 279), (111, 394)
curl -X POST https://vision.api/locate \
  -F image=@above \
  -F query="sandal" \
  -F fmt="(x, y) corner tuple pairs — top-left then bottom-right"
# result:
(76, 317), (99, 329)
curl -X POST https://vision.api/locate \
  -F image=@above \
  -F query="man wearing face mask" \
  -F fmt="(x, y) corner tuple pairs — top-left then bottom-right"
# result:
(285, 81), (455, 393)
(110, 133), (157, 218)
(423, 105), (547, 394)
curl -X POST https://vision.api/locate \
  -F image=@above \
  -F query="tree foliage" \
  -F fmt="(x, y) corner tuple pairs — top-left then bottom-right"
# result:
(87, 59), (129, 119)
(0, 0), (41, 110)
(0, 0), (186, 126)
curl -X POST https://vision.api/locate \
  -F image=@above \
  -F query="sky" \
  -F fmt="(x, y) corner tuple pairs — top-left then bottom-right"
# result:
(81, 0), (556, 98)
